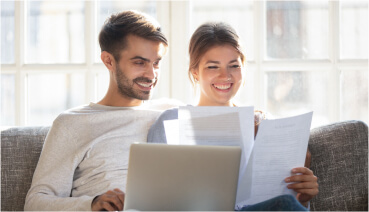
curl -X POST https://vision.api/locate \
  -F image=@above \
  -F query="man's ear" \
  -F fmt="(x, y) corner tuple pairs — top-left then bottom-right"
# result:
(101, 51), (115, 71)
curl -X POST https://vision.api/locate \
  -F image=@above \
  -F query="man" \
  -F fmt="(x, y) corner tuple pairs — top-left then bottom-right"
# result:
(24, 10), (177, 211)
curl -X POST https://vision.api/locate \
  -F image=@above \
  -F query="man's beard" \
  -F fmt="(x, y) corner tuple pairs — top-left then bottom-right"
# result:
(115, 66), (157, 100)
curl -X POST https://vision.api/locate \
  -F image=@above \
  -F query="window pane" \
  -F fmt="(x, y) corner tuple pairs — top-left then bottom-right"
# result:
(265, 71), (329, 128)
(27, 73), (85, 126)
(266, 1), (329, 60)
(234, 69), (255, 106)
(95, 0), (157, 63)
(1, 1), (15, 64)
(340, 1), (368, 59)
(1, 74), (15, 126)
(26, 1), (85, 64)
(190, 0), (254, 60)
(341, 70), (368, 124)
(96, 72), (109, 101)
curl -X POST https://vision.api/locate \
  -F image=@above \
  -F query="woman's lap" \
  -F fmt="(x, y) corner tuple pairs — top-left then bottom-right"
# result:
(238, 195), (307, 211)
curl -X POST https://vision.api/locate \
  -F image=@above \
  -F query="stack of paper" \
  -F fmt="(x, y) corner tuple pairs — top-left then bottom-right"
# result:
(163, 106), (313, 208)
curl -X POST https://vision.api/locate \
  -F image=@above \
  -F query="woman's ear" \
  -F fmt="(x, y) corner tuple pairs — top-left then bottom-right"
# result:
(191, 68), (199, 82)
(101, 51), (115, 71)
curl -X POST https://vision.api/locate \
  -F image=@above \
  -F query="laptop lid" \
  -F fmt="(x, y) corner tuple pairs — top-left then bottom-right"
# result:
(124, 143), (241, 211)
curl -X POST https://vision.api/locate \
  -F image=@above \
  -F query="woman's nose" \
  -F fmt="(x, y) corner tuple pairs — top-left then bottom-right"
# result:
(218, 68), (231, 80)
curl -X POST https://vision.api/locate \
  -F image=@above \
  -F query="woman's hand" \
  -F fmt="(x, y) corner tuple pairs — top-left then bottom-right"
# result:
(91, 188), (125, 211)
(284, 167), (319, 207)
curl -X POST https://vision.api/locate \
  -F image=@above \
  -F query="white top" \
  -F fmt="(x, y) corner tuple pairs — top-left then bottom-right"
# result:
(24, 100), (180, 211)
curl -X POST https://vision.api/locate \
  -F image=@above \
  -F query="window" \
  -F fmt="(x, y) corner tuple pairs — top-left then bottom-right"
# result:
(1, 0), (160, 126)
(26, 1), (85, 64)
(1, 1), (368, 127)
(188, 0), (368, 127)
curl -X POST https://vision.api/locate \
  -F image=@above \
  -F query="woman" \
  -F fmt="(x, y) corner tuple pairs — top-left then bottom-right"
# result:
(147, 22), (318, 211)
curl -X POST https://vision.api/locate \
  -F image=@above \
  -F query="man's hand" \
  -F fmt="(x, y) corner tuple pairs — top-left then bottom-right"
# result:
(284, 167), (319, 207)
(91, 188), (125, 211)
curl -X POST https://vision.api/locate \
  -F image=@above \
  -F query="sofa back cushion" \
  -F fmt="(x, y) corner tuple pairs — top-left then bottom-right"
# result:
(1, 121), (368, 211)
(309, 120), (368, 211)
(1, 126), (49, 211)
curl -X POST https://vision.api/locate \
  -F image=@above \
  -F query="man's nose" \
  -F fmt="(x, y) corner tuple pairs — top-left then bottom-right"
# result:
(144, 64), (158, 80)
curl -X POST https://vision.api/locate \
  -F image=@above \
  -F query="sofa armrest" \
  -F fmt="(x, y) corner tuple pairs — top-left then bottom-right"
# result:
(1, 126), (50, 211)
(309, 120), (368, 211)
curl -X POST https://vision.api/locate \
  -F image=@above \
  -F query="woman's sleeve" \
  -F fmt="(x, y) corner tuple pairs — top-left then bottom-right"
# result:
(254, 110), (267, 138)
(147, 108), (178, 144)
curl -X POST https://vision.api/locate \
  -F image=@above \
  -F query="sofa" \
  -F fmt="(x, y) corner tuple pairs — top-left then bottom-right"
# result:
(1, 120), (368, 211)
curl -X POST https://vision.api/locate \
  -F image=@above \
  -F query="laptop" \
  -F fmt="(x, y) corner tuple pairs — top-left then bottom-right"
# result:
(124, 143), (241, 211)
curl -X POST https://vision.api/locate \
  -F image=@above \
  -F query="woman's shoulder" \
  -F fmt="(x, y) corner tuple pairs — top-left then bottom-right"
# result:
(159, 107), (179, 120)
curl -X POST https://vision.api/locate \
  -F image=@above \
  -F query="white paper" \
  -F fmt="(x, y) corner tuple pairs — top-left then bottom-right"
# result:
(178, 106), (254, 163)
(237, 112), (313, 207)
(178, 112), (241, 146)
(163, 120), (179, 145)
(177, 106), (254, 207)
(163, 106), (313, 209)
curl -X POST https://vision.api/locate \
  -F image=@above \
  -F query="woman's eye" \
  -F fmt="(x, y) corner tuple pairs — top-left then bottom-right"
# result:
(207, 66), (218, 69)
(230, 65), (241, 69)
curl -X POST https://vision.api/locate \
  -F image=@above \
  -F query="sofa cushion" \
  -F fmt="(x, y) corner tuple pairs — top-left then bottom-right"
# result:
(1, 121), (368, 211)
(309, 120), (368, 211)
(1, 126), (50, 211)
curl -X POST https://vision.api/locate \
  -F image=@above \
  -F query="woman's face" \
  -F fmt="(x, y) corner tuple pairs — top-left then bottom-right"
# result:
(193, 45), (244, 106)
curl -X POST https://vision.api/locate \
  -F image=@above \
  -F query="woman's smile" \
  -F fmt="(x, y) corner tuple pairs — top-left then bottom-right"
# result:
(213, 83), (233, 91)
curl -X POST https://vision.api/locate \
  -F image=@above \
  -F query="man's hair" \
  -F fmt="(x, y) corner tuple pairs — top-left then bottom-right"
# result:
(98, 10), (168, 62)
(188, 22), (245, 86)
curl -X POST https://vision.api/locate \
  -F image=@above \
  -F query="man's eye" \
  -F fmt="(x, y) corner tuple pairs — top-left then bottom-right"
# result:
(134, 61), (145, 65)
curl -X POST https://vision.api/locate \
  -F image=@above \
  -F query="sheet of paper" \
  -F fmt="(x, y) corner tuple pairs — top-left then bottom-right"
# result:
(236, 112), (313, 207)
(163, 120), (179, 145)
(178, 112), (241, 146)
(178, 106), (254, 164)
(177, 106), (254, 207)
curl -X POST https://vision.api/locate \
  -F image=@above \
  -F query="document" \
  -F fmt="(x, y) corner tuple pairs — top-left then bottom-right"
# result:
(163, 120), (179, 145)
(178, 112), (242, 146)
(177, 106), (254, 159)
(163, 106), (313, 209)
(166, 106), (255, 207)
(236, 112), (313, 207)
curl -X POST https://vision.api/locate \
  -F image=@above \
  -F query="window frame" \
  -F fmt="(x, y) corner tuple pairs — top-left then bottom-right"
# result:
(1, 0), (368, 126)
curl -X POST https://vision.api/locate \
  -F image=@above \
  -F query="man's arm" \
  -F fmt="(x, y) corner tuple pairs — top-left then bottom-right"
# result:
(24, 116), (93, 211)
(91, 189), (125, 211)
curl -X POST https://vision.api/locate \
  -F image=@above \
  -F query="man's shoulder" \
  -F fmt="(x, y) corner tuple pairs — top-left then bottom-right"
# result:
(57, 104), (96, 118)
(51, 104), (94, 126)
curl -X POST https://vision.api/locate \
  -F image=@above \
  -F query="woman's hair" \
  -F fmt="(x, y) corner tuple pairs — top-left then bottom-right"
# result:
(188, 22), (246, 85)
(98, 10), (168, 62)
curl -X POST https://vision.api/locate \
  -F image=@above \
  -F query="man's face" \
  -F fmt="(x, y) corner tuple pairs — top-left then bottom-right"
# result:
(114, 35), (167, 101)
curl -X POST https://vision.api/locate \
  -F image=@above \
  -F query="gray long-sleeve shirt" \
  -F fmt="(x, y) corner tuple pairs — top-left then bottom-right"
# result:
(25, 101), (179, 211)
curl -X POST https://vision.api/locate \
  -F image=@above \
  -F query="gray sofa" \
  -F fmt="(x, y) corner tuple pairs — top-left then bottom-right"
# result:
(1, 120), (368, 211)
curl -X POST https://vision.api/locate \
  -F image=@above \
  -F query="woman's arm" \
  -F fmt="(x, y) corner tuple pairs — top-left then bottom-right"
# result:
(254, 110), (266, 138)
(285, 167), (319, 207)
(147, 108), (179, 144)
(304, 148), (311, 168)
